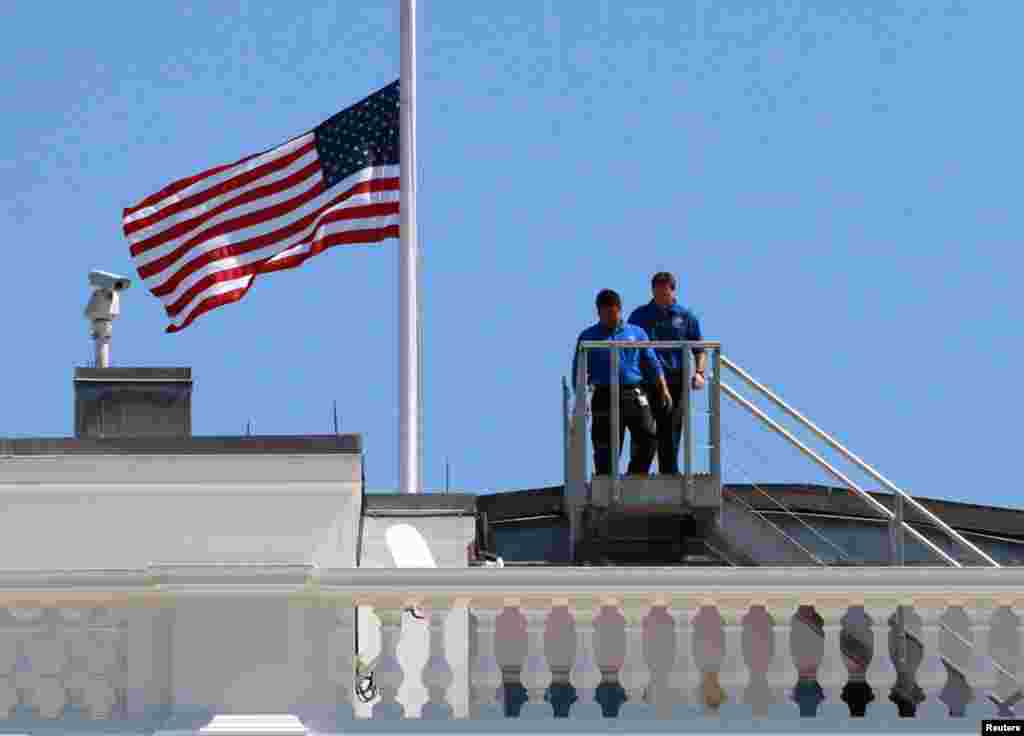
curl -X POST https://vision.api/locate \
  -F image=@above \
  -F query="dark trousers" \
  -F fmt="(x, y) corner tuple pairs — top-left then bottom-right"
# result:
(651, 372), (686, 474)
(590, 385), (657, 475)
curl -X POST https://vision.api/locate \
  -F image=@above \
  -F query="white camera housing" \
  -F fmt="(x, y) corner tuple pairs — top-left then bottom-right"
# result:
(85, 289), (121, 322)
(88, 270), (132, 291)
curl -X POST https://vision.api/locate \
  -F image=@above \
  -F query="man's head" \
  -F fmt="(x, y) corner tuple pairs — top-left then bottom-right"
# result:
(651, 271), (677, 306)
(595, 288), (622, 328)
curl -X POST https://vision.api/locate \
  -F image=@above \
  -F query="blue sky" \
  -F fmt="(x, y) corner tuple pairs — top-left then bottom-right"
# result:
(2, 1), (1020, 509)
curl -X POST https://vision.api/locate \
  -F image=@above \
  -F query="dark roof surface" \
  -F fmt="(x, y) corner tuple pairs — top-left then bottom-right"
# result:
(477, 483), (1024, 540)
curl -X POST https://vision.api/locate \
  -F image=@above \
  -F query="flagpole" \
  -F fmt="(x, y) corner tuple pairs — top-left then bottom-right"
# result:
(399, 0), (420, 494)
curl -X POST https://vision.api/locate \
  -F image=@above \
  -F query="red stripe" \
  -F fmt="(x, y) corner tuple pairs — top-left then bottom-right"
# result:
(142, 177), (397, 289)
(124, 148), (268, 218)
(164, 281), (256, 333)
(137, 177), (327, 280)
(257, 225), (400, 274)
(124, 140), (317, 237)
(130, 158), (321, 257)
(164, 224), (399, 333)
(160, 200), (399, 316)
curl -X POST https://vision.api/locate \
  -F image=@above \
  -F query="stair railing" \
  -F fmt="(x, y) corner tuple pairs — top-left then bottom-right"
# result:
(719, 355), (1000, 569)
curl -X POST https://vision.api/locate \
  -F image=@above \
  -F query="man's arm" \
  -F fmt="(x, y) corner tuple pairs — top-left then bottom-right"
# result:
(689, 314), (706, 388)
(571, 336), (583, 391)
(639, 328), (672, 406)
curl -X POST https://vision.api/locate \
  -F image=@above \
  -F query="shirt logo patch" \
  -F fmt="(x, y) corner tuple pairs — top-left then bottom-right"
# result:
(672, 316), (684, 328)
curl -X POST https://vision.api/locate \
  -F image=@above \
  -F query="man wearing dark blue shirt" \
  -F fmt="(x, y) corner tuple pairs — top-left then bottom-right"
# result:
(628, 272), (706, 475)
(572, 289), (673, 476)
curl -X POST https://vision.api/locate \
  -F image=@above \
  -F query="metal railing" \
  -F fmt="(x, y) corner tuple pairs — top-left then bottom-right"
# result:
(718, 356), (1001, 569)
(567, 340), (723, 510)
(563, 342), (1002, 569)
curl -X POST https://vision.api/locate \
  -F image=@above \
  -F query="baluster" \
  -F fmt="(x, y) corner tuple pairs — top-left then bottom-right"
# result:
(840, 605), (875, 717)
(469, 607), (502, 719)
(818, 605), (847, 719)
(667, 604), (697, 714)
(989, 603), (1023, 716)
(790, 604), (825, 717)
(888, 605), (925, 717)
(571, 605), (602, 718)
(865, 604), (897, 718)
(767, 603), (798, 713)
(718, 605), (747, 720)
(742, 605), (775, 717)
(917, 604), (945, 698)
(420, 605), (453, 720)
(693, 605), (727, 715)
(519, 604), (552, 719)
(494, 605), (526, 718)
(936, 603), (971, 718)
(592, 602), (626, 718)
(545, 604), (577, 718)
(971, 605), (998, 711)
(645, 604), (678, 719)
(371, 607), (405, 720)
(618, 603), (652, 719)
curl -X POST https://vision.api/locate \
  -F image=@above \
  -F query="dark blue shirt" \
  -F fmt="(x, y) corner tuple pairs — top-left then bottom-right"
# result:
(571, 321), (664, 387)
(627, 300), (703, 374)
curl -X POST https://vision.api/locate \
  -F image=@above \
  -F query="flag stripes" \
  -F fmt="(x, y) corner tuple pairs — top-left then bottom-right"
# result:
(123, 80), (401, 332)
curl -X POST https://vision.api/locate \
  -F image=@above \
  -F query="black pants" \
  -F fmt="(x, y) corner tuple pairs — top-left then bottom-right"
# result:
(651, 372), (686, 474)
(590, 385), (657, 475)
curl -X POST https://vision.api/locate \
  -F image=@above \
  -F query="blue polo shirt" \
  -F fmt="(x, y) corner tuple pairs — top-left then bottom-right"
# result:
(571, 321), (664, 387)
(627, 300), (703, 374)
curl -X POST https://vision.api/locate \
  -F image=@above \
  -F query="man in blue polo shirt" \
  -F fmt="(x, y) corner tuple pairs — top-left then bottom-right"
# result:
(628, 271), (706, 475)
(572, 289), (674, 476)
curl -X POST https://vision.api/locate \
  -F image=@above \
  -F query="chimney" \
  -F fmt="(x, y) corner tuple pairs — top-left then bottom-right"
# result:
(73, 367), (192, 439)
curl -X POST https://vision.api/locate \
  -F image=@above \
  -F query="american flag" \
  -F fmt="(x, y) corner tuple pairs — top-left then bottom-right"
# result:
(123, 80), (400, 333)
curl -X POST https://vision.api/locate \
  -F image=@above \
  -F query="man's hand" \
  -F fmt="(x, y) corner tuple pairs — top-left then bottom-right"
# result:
(691, 372), (706, 391)
(660, 388), (673, 412)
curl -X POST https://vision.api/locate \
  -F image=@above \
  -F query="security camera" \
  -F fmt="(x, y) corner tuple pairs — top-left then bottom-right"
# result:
(88, 270), (132, 291)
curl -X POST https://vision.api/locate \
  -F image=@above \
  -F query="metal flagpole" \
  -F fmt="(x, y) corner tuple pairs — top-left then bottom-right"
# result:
(399, 0), (420, 494)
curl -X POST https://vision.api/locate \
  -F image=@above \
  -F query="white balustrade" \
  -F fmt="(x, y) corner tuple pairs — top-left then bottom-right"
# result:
(0, 570), (1015, 730)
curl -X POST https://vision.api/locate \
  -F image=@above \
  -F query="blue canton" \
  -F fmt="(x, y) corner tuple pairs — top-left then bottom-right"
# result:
(314, 80), (400, 189)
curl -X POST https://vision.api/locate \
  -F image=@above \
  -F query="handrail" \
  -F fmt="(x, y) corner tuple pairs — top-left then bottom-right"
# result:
(578, 340), (722, 350)
(571, 340), (722, 506)
(721, 382), (962, 568)
(720, 356), (1001, 568)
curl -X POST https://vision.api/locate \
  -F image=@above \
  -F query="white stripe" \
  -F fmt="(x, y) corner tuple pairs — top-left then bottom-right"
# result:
(154, 189), (400, 311)
(135, 172), (327, 284)
(167, 275), (255, 328)
(135, 164), (399, 280)
(131, 165), (324, 273)
(166, 210), (397, 328)
(126, 148), (320, 244)
(267, 210), (400, 265)
(123, 134), (315, 226)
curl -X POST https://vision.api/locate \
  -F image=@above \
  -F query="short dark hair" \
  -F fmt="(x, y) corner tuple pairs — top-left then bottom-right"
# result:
(595, 289), (621, 309)
(651, 271), (676, 290)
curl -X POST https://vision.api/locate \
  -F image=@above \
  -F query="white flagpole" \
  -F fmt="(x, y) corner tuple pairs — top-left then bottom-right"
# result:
(399, 0), (420, 494)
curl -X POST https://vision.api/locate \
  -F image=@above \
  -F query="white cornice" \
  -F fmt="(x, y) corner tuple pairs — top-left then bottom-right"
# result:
(0, 565), (1020, 599)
